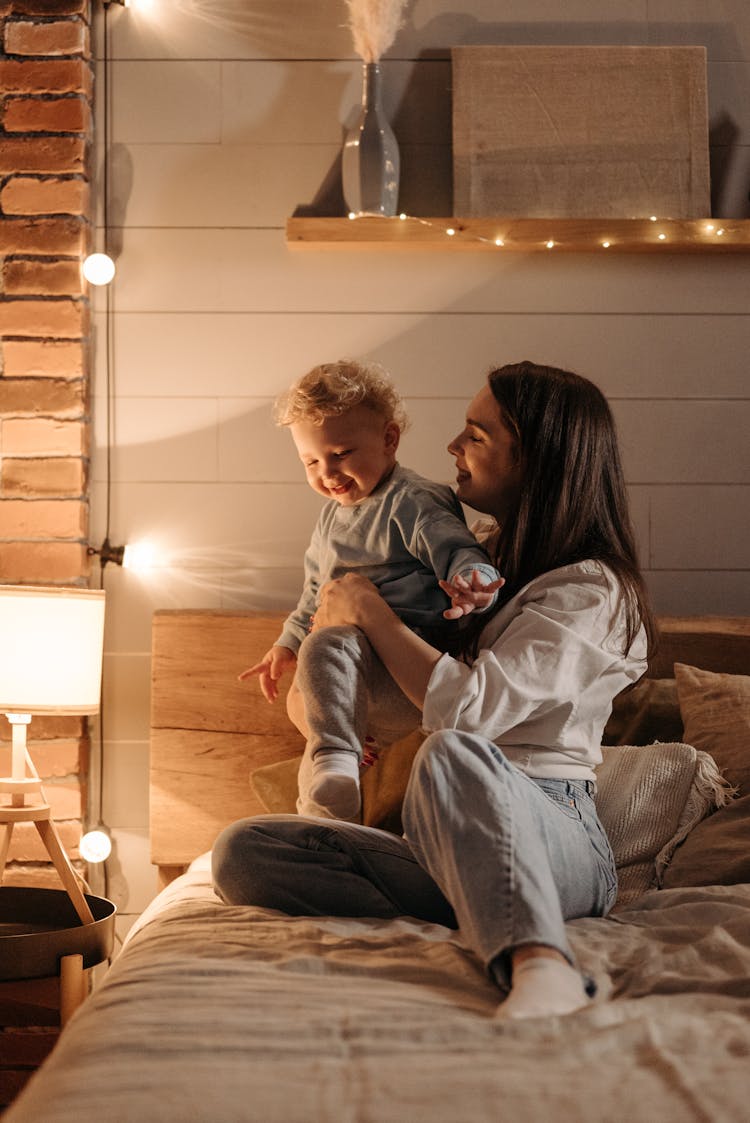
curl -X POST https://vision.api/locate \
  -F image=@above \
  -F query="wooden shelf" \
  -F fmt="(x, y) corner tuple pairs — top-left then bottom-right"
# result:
(286, 215), (750, 253)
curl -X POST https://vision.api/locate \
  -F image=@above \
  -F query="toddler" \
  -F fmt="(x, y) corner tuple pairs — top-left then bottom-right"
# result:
(242, 360), (503, 820)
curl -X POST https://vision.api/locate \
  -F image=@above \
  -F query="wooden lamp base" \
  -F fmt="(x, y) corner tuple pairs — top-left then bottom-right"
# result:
(0, 714), (94, 926)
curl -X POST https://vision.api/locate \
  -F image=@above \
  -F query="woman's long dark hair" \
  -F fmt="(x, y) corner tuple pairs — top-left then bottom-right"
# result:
(460, 361), (657, 661)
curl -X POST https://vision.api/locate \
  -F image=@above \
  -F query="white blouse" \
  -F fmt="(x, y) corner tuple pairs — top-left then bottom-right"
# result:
(422, 560), (648, 781)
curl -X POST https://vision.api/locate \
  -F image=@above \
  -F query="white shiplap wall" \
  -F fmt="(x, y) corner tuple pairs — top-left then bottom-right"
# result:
(89, 0), (750, 932)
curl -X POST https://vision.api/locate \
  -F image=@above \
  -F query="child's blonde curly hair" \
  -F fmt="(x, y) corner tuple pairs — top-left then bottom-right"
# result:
(274, 360), (409, 432)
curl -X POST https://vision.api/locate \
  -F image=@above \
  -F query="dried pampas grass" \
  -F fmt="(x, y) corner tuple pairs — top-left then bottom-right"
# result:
(345, 0), (408, 63)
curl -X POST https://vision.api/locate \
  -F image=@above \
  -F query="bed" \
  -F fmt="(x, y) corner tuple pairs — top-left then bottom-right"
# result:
(5, 611), (750, 1123)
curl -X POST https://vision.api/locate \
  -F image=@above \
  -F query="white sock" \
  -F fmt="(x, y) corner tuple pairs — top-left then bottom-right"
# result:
(303, 749), (361, 821)
(495, 957), (590, 1021)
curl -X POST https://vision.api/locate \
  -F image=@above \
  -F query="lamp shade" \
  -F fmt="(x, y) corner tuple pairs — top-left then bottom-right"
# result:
(0, 585), (105, 714)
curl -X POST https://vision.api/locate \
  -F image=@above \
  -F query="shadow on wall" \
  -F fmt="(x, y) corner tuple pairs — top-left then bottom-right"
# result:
(107, 144), (134, 257)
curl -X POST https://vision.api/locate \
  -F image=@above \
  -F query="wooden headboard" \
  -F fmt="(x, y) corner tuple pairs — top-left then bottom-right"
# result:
(150, 611), (750, 885)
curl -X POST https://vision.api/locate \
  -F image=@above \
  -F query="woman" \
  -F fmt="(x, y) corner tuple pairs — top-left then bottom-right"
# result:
(212, 360), (656, 1020)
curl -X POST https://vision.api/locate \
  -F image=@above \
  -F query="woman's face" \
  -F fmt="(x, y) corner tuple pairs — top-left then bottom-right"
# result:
(447, 385), (521, 521)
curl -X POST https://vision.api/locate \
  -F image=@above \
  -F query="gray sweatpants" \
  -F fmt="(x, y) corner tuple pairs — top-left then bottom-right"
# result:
(294, 623), (422, 766)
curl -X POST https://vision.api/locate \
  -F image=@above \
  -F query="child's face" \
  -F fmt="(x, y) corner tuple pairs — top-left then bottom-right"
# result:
(290, 405), (400, 506)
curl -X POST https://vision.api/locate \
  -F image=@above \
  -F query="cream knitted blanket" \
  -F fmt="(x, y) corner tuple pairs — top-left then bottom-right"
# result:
(595, 741), (735, 908)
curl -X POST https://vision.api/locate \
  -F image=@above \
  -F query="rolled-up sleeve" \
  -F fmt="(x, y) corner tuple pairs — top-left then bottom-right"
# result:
(421, 565), (643, 747)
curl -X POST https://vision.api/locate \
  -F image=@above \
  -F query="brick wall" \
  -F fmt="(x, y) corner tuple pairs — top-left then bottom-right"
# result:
(0, 0), (93, 895)
(0, 3), (95, 1101)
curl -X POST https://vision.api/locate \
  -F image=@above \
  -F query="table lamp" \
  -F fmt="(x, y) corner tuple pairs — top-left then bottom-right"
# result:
(0, 585), (106, 926)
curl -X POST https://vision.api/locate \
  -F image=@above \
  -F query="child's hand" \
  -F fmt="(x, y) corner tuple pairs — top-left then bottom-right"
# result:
(439, 570), (506, 620)
(239, 645), (297, 703)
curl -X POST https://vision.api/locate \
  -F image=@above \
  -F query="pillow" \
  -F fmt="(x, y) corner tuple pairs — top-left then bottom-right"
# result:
(594, 742), (733, 909)
(672, 663), (750, 791)
(661, 664), (750, 889)
(602, 677), (683, 746)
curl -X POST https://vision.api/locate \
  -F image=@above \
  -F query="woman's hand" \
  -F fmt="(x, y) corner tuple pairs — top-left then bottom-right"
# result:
(313, 573), (386, 631)
(316, 573), (441, 710)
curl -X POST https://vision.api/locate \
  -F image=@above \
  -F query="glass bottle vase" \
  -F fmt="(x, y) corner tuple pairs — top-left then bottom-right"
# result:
(342, 62), (400, 216)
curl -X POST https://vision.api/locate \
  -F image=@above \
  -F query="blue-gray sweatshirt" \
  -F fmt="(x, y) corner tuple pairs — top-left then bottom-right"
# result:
(276, 464), (500, 652)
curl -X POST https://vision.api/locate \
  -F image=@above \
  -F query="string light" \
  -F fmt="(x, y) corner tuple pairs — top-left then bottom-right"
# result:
(80, 827), (112, 864)
(82, 251), (115, 285)
(325, 213), (746, 253)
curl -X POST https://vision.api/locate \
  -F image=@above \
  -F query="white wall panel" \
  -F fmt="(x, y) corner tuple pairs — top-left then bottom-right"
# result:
(711, 144), (750, 218)
(221, 60), (450, 146)
(102, 653), (151, 741)
(109, 0), (649, 62)
(95, 311), (750, 401)
(625, 486), (651, 571)
(646, 571), (750, 615)
(103, 742), (149, 830)
(110, 61), (222, 144)
(406, 0), (648, 49)
(614, 400), (750, 483)
(110, 230), (750, 314)
(218, 398), (291, 482)
(119, 143), (341, 228)
(648, 1), (750, 61)
(650, 485), (750, 568)
(107, 829), (158, 917)
(708, 62), (750, 141)
(91, 480), (323, 571)
(92, 396), (219, 483)
(100, 565), (224, 652)
(109, 0), (355, 62)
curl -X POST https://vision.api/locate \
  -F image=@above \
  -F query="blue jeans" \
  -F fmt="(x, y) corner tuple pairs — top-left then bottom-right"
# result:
(212, 730), (617, 989)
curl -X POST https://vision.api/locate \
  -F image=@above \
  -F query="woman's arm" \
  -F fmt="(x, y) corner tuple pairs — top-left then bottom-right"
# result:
(314, 573), (442, 709)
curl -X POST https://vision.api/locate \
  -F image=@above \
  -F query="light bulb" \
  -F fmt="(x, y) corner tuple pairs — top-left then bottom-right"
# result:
(80, 828), (112, 864)
(83, 252), (116, 285)
(122, 541), (157, 571)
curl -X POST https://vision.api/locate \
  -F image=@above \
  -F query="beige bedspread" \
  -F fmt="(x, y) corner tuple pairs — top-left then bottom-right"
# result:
(7, 857), (750, 1123)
